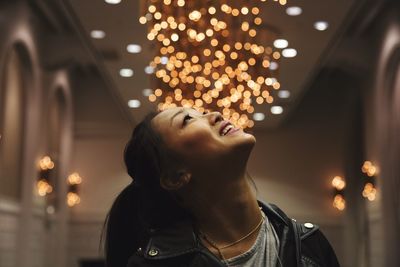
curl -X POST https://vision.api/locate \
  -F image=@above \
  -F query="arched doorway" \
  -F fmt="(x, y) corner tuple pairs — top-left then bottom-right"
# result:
(0, 45), (27, 201)
(0, 42), (33, 267)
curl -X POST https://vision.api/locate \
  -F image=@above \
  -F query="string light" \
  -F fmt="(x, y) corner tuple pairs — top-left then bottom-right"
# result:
(140, 0), (294, 128)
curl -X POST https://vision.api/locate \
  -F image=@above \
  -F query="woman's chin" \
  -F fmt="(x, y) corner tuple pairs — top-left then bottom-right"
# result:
(232, 130), (256, 145)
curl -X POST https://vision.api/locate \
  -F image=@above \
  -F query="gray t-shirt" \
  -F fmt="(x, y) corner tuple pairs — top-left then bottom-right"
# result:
(222, 212), (281, 267)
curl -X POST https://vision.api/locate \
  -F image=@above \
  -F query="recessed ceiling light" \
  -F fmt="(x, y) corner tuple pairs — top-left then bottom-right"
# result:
(314, 21), (329, 31)
(143, 88), (153, 96)
(269, 62), (279, 70)
(282, 48), (297, 58)
(271, 106), (284, 115)
(119, 68), (134, 77)
(105, 0), (121, 4)
(128, 99), (141, 108)
(286, 6), (302, 16)
(144, 66), (155, 74)
(127, 44), (142, 53)
(273, 39), (289, 49)
(253, 113), (265, 121)
(278, 90), (290, 99)
(90, 30), (106, 39)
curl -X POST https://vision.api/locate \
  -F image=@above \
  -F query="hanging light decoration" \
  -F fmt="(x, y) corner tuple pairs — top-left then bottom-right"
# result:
(66, 172), (82, 207)
(139, 0), (292, 128)
(361, 161), (378, 201)
(331, 176), (346, 211)
(37, 156), (55, 197)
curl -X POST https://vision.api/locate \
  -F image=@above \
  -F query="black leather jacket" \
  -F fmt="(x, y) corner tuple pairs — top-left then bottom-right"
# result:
(127, 201), (340, 267)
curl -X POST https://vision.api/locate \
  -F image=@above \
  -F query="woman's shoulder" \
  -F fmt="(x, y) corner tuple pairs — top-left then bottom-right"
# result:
(259, 201), (340, 266)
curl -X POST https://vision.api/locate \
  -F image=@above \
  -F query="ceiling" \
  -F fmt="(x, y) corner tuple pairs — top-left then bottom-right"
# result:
(67, 0), (359, 129)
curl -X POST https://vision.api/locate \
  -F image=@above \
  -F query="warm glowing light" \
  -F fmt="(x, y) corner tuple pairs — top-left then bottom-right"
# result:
(140, 0), (294, 128)
(333, 194), (346, 211)
(189, 10), (202, 21)
(67, 192), (81, 207)
(362, 183), (377, 201)
(208, 6), (216, 14)
(39, 156), (55, 170)
(37, 179), (53, 196)
(68, 173), (82, 185)
(139, 16), (147, 24)
(362, 161), (378, 176)
(332, 176), (346, 190)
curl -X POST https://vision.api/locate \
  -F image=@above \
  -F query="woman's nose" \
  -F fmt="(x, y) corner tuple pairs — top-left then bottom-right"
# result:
(205, 111), (223, 125)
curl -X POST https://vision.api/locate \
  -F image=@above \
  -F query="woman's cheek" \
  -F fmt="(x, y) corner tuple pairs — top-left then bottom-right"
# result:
(180, 132), (221, 156)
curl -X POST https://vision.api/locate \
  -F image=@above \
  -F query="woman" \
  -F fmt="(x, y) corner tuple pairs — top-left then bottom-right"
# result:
(102, 107), (340, 267)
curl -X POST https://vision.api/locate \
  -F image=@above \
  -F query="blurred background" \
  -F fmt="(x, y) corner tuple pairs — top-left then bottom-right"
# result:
(0, 0), (399, 266)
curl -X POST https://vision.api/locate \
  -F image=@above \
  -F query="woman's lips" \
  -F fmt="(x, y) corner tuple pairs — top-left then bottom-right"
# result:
(219, 121), (231, 135)
(225, 127), (240, 135)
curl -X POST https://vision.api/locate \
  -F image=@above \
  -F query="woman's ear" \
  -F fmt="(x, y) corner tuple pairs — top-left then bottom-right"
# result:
(160, 170), (192, 190)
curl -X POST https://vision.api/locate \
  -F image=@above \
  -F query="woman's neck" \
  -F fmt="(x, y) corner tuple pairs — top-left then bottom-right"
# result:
(189, 176), (262, 248)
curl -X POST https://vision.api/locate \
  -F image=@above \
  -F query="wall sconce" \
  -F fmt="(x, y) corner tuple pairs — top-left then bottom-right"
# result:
(331, 176), (346, 211)
(66, 172), (82, 207)
(361, 161), (377, 201)
(37, 156), (55, 196)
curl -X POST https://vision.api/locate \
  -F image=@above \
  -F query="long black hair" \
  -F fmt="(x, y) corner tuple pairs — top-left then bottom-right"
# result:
(100, 112), (191, 267)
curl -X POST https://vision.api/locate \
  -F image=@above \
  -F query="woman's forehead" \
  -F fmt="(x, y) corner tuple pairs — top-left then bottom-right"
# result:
(156, 107), (200, 121)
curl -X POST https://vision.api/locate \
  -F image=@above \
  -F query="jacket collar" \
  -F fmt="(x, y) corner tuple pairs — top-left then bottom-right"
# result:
(142, 200), (295, 263)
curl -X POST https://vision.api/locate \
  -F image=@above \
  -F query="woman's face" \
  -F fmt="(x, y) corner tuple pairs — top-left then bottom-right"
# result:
(151, 107), (256, 170)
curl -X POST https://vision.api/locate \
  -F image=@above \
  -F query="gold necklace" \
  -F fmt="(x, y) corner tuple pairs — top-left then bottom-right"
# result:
(198, 211), (265, 260)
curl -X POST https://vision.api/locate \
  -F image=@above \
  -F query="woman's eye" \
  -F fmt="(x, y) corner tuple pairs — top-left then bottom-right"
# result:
(183, 114), (193, 126)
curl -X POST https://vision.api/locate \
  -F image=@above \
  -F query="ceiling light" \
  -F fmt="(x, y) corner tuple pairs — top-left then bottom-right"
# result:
(105, 0), (121, 4)
(127, 44), (142, 53)
(314, 21), (329, 31)
(282, 48), (297, 58)
(90, 30), (106, 39)
(128, 99), (141, 108)
(143, 88), (153, 96)
(119, 68), (134, 77)
(278, 90), (290, 99)
(253, 113), (265, 121)
(271, 106), (283, 114)
(273, 39), (288, 49)
(144, 66), (155, 74)
(140, 1), (294, 129)
(286, 6), (302, 16)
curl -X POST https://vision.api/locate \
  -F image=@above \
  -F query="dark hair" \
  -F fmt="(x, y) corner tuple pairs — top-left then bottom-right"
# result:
(100, 112), (191, 267)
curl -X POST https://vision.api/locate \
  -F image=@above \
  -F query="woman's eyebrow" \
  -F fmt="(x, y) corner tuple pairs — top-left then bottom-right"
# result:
(170, 109), (184, 126)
